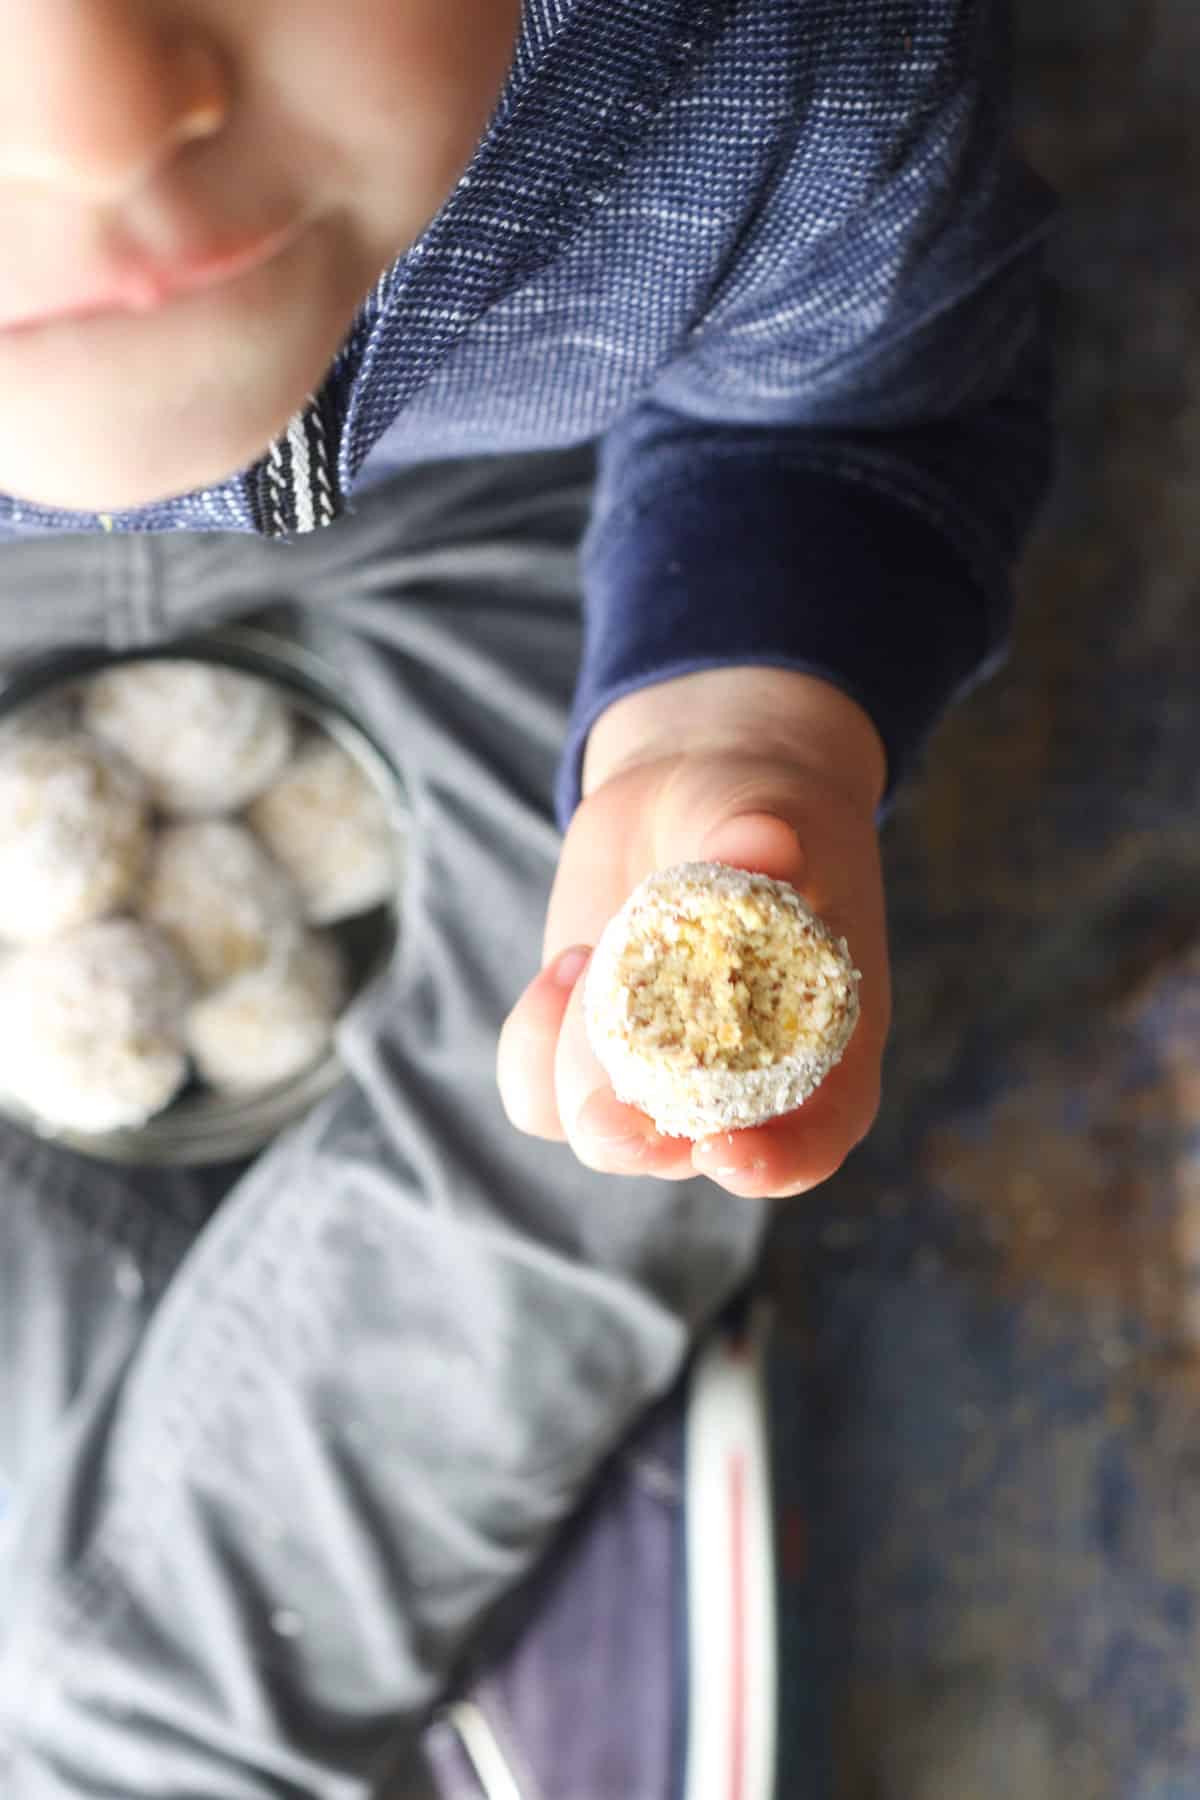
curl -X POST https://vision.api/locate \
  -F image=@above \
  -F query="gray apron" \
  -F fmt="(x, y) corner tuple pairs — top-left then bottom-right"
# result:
(0, 448), (767, 1797)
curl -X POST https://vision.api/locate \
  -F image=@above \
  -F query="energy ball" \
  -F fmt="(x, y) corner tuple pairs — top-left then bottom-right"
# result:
(139, 819), (303, 989)
(584, 861), (860, 1139)
(83, 660), (293, 814)
(0, 919), (192, 1133)
(185, 933), (346, 1094)
(246, 735), (398, 924)
(0, 690), (79, 744)
(0, 731), (150, 943)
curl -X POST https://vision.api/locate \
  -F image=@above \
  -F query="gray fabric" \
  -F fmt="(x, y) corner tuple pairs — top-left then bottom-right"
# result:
(0, 450), (767, 1797)
(422, 1394), (685, 1800)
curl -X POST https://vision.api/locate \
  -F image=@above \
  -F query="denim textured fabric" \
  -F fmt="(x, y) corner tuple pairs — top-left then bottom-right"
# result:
(0, 0), (1053, 817)
(0, 451), (768, 1797)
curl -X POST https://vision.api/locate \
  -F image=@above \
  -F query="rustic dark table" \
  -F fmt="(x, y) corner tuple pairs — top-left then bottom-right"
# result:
(765, 5), (1200, 1793)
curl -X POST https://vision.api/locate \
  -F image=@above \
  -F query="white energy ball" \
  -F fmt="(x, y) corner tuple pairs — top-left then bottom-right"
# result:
(0, 690), (79, 744)
(245, 735), (398, 924)
(186, 934), (346, 1094)
(83, 660), (293, 814)
(0, 919), (192, 1133)
(584, 862), (861, 1139)
(139, 819), (303, 989)
(0, 731), (150, 943)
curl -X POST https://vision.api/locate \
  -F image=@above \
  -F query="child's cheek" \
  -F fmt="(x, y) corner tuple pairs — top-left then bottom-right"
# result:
(272, 0), (521, 232)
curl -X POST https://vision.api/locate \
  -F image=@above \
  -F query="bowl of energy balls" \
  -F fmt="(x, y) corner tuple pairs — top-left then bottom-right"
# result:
(0, 628), (406, 1164)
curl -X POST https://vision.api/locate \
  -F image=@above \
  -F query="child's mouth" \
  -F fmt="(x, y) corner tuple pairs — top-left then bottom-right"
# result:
(0, 218), (304, 335)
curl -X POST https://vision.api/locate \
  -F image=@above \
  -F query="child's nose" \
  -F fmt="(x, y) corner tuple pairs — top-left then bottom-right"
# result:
(0, 2), (231, 201)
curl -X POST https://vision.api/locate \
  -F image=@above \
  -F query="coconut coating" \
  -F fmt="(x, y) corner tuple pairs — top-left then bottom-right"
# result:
(0, 920), (192, 1133)
(246, 736), (398, 924)
(185, 933), (346, 1094)
(83, 660), (293, 815)
(0, 731), (150, 943)
(584, 862), (860, 1138)
(139, 819), (303, 989)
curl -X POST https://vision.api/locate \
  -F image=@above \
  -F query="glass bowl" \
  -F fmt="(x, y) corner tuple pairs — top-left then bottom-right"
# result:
(0, 624), (407, 1165)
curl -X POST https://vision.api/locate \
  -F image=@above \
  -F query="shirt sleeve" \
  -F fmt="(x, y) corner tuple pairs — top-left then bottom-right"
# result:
(556, 2), (1055, 825)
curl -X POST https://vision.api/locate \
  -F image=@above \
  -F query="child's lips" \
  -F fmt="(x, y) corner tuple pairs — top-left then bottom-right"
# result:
(0, 218), (304, 334)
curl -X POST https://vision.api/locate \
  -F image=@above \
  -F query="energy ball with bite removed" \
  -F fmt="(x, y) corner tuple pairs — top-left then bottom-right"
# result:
(584, 861), (860, 1139)
(83, 660), (293, 815)
(246, 735), (397, 924)
(0, 731), (150, 943)
(139, 818), (302, 989)
(0, 919), (192, 1133)
(186, 933), (346, 1094)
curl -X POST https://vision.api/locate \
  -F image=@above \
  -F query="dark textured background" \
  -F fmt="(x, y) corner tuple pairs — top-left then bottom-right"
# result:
(764, 3), (1200, 1793)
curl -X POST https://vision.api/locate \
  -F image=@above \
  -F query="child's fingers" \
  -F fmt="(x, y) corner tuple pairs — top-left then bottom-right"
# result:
(689, 1087), (848, 1197)
(690, 1033), (881, 1198)
(496, 944), (592, 1139)
(555, 977), (697, 1181)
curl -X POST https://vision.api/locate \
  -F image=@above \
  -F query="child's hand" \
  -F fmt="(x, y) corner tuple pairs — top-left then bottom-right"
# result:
(498, 669), (891, 1199)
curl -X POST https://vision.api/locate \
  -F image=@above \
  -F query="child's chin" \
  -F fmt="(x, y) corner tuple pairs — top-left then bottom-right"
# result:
(0, 401), (300, 516)
(0, 453), (243, 518)
(0, 241), (354, 514)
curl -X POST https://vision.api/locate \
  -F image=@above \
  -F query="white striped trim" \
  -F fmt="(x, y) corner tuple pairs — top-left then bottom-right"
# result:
(446, 1700), (526, 1800)
(286, 409), (316, 535)
(683, 1304), (778, 1800)
(309, 403), (336, 527)
(264, 434), (289, 537)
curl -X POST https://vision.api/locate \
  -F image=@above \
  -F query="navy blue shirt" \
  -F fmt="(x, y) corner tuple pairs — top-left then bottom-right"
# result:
(0, 0), (1053, 821)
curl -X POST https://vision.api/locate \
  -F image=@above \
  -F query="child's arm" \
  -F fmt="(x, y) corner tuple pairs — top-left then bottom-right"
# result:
(502, 3), (1051, 1191)
(498, 665), (891, 1197)
(550, 2), (1053, 838)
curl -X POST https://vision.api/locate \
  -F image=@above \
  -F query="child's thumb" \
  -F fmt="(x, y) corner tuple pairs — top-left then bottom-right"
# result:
(696, 809), (805, 887)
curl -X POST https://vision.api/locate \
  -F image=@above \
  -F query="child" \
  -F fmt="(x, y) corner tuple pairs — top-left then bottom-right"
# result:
(0, 0), (1051, 1793)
